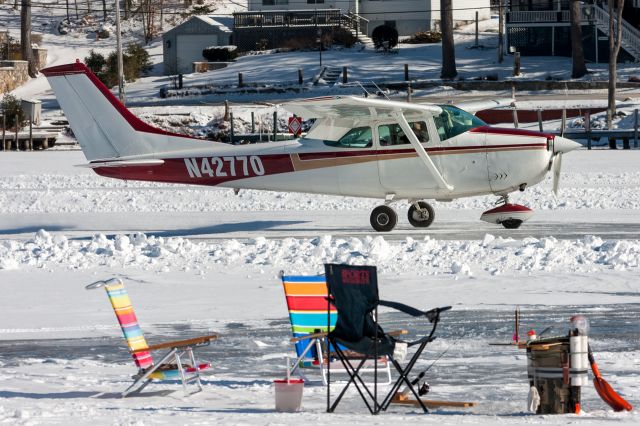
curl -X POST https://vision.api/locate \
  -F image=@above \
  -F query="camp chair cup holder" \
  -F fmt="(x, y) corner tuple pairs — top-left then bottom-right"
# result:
(86, 278), (217, 397)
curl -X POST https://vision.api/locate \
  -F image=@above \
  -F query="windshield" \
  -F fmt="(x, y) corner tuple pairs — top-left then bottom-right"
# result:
(434, 105), (486, 141)
(322, 126), (373, 148)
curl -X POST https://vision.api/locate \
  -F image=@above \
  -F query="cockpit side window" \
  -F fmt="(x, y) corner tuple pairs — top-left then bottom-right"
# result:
(434, 105), (486, 141)
(378, 121), (429, 146)
(323, 126), (373, 148)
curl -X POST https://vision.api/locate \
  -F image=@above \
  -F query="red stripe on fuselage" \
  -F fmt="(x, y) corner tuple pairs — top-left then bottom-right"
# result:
(94, 154), (295, 185)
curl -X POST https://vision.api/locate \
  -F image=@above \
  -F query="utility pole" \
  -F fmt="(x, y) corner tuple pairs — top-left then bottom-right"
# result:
(115, 0), (125, 104)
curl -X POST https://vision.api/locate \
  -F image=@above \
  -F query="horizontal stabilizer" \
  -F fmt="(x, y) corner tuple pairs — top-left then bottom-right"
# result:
(455, 98), (515, 114)
(77, 159), (165, 168)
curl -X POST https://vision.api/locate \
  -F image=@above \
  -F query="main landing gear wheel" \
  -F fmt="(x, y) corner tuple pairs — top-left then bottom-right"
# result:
(408, 201), (435, 228)
(370, 205), (398, 232)
(501, 219), (523, 229)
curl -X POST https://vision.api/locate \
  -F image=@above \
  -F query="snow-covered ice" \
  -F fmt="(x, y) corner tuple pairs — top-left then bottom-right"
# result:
(1, 1), (639, 423)
(0, 148), (638, 425)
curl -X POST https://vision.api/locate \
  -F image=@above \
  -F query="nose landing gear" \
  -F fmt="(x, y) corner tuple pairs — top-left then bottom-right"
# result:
(480, 195), (533, 229)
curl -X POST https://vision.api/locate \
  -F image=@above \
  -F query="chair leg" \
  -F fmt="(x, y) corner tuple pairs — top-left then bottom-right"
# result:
(289, 338), (317, 378)
(187, 347), (203, 394)
(380, 341), (433, 413)
(175, 351), (189, 396)
(122, 348), (178, 397)
(327, 342), (380, 414)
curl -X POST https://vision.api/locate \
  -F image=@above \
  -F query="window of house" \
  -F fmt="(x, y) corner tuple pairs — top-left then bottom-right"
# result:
(434, 105), (486, 141)
(323, 126), (373, 148)
(307, 0), (324, 3)
(262, 0), (288, 5)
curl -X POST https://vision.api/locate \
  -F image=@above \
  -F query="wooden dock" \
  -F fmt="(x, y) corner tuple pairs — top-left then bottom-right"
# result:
(1, 128), (61, 151)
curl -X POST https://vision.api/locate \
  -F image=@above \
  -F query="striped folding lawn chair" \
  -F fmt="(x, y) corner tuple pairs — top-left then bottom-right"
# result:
(86, 278), (218, 397)
(280, 272), (391, 385)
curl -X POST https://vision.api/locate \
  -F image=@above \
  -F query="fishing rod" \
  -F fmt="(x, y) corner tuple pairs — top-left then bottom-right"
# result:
(399, 334), (462, 397)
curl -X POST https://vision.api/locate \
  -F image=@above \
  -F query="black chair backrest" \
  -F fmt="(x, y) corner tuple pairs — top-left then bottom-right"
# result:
(324, 263), (381, 343)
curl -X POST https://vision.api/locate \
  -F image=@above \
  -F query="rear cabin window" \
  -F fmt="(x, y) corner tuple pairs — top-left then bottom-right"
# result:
(434, 105), (486, 141)
(322, 126), (373, 148)
(378, 121), (429, 146)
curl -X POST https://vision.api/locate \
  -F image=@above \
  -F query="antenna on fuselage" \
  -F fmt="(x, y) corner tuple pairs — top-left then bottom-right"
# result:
(355, 81), (372, 98)
(370, 81), (391, 101)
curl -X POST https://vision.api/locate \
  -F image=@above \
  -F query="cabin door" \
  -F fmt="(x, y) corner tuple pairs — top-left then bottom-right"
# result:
(377, 119), (441, 193)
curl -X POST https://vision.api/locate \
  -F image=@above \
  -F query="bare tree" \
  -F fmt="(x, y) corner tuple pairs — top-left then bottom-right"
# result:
(20, 0), (37, 77)
(102, 0), (107, 22)
(497, 0), (504, 63)
(570, 0), (587, 78)
(440, 0), (457, 79)
(607, 0), (625, 130)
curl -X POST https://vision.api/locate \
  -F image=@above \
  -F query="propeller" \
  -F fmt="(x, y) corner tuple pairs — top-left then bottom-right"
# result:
(549, 136), (580, 196)
(552, 152), (562, 196)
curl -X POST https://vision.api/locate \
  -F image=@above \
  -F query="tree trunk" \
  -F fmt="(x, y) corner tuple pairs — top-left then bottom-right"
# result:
(570, 0), (587, 78)
(440, 0), (457, 79)
(65, 0), (70, 22)
(498, 0), (504, 63)
(20, 0), (37, 77)
(607, 0), (624, 130)
(102, 0), (107, 22)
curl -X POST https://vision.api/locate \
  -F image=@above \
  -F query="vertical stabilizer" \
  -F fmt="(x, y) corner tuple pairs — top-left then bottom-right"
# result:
(42, 61), (205, 162)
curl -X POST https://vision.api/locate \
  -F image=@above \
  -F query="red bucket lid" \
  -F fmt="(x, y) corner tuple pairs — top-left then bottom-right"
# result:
(274, 378), (304, 384)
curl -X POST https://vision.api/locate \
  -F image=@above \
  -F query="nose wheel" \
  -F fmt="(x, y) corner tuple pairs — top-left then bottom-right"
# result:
(370, 205), (398, 232)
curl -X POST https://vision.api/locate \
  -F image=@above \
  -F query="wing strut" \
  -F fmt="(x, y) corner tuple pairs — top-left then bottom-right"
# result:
(394, 112), (454, 192)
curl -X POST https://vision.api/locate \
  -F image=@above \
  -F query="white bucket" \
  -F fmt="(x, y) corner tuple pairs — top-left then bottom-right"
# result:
(274, 379), (304, 412)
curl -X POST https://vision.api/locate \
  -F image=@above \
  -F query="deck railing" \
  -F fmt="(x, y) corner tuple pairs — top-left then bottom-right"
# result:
(507, 6), (594, 24)
(234, 9), (344, 28)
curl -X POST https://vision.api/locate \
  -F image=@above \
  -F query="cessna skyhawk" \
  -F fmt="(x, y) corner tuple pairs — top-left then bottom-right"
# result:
(42, 61), (580, 232)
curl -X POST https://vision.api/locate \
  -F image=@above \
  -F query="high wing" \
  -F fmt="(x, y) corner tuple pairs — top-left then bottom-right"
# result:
(454, 97), (514, 115)
(282, 96), (453, 192)
(283, 96), (442, 121)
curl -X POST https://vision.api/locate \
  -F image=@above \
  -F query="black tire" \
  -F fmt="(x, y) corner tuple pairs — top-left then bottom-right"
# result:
(370, 205), (398, 232)
(408, 201), (435, 228)
(501, 219), (523, 229)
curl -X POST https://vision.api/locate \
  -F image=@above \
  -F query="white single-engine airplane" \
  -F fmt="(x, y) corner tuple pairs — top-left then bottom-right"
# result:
(43, 61), (580, 232)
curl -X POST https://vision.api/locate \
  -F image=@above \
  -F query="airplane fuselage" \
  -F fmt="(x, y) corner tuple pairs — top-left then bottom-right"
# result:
(94, 125), (552, 201)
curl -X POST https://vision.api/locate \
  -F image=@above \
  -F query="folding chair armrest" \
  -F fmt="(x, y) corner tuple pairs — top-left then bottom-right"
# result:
(131, 334), (218, 354)
(379, 300), (426, 317)
(387, 329), (408, 337)
(380, 301), (452, 322)
(290, 331), (328, 343)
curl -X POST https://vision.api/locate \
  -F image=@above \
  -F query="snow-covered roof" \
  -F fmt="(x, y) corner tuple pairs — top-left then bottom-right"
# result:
(197, 15), (234, 33)
(164, 15), (233, 37)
